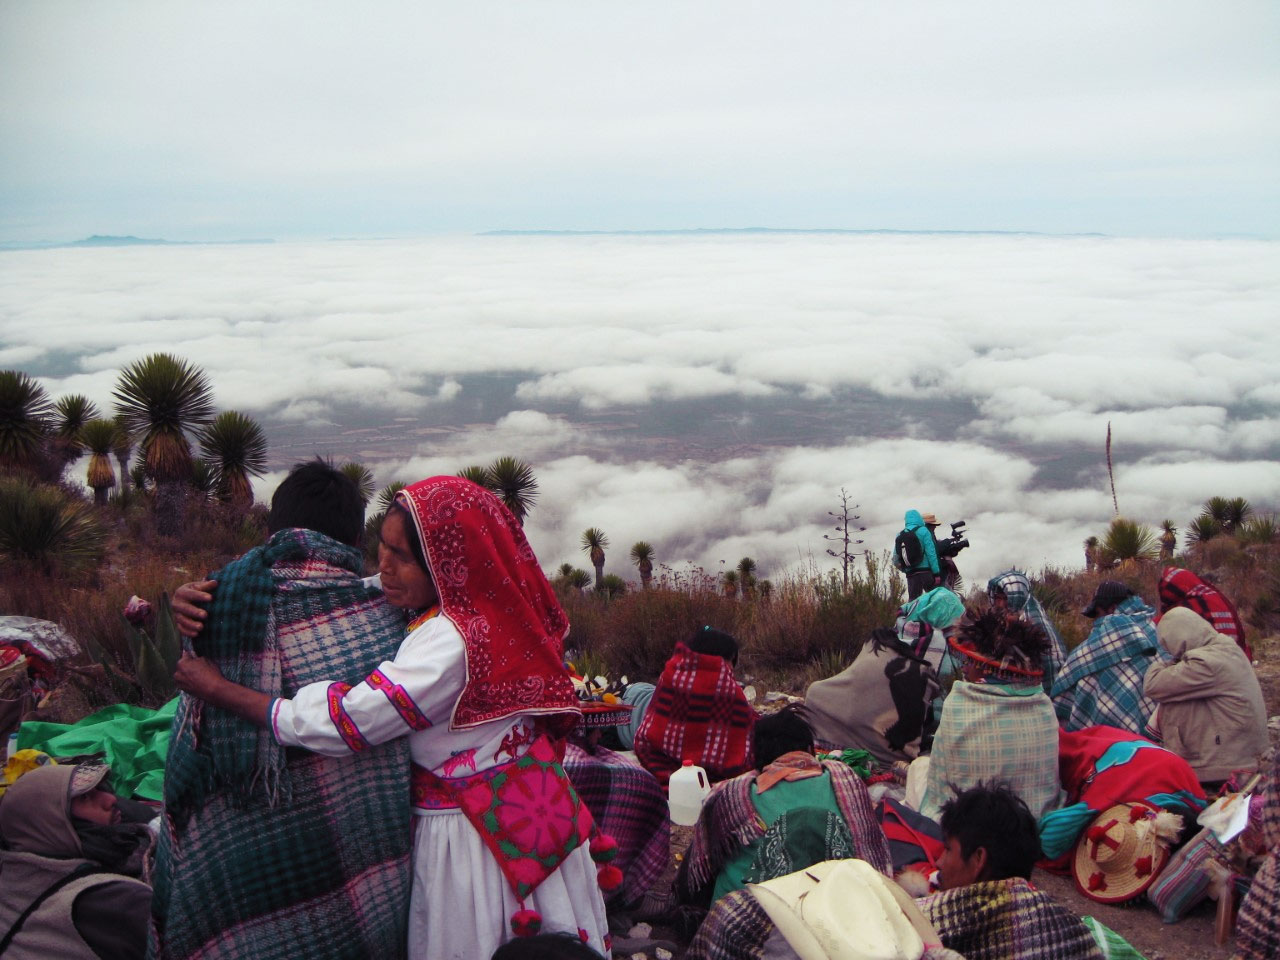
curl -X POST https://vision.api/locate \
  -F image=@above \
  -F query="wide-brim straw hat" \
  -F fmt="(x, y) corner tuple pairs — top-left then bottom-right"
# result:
(1073, 801), (1180, 904)
(748, 859), (931, 960)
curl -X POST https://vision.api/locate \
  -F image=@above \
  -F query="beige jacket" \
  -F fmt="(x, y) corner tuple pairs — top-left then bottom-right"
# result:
(1145, 607), (1268, 782)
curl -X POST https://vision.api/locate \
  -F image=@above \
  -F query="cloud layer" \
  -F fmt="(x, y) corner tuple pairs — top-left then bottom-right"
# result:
(6, 233), (1279, 585)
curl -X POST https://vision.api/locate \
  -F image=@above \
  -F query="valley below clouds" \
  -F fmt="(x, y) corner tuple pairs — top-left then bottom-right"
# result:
(4, 232), (1278, 585)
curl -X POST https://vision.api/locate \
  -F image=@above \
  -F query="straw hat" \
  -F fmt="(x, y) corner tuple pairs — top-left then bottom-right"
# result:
(1073, 802), (1182, 904)
(748, 859), (930, 960)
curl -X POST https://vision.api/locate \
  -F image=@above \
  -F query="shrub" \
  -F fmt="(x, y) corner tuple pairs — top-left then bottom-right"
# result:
(0, 477), (106, 574)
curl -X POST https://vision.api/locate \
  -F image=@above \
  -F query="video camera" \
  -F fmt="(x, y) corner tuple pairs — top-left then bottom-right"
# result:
(935, 520), (970, 559)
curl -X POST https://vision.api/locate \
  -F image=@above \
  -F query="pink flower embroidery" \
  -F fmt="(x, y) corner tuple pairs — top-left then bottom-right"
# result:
(495, 765), (575, 859)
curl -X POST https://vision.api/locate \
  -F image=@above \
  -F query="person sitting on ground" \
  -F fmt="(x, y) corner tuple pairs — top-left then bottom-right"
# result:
(1155, 565), (1252, 660)
(986, 569), (1067, 689)
(803, 627), (940, 769)
(1144, 606), (1268, 786)
(0, 761), (152, 960)
(915, 610), (1061, 821)
(634, 626), (756, 790)
(917, 781), (1103, 960)
(893, 510), (943, 600)
(675, 704), (892, 909)
(1235, 747), (1280, 960)
(1051, 581), (1158, 734)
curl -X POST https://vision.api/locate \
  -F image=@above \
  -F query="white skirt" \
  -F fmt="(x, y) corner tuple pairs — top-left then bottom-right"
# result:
(409, 808), (611, 959)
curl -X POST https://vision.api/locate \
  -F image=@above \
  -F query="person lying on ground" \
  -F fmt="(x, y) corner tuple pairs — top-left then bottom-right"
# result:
(1155, 565), (1251, 660)
(151, 459), (413, 960)
(634, 626), (756, 790)
(1051, 581), (1158, 735)
(674, 704), (891, 909)
(803, 627), (940, 769)
(915, 609), (1062, 821)
(1144, 606), (1268, 787)
(0, 761), (152, 960)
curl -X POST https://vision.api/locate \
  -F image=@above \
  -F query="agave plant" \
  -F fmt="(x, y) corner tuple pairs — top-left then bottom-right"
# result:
(486, 456), (539, 523)
(0, 370), (53, 470)
(81, 417), (119, 505)
(113, 353), (215, 535)
(1204, 496), (1252, 535)
(339, 461), (376, 505)
(1185, 514), (1221, 546)
(1099, 517), (1158, 566)
(0, 476), (106, 573)
(581, 527), (609, 589)
(200, 410), (268, 506)
(630, 541), (655, 589)
(51, 394), (100, 466)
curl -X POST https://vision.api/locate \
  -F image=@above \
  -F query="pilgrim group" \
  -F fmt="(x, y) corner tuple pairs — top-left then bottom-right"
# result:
(0, 474), (1276, 960)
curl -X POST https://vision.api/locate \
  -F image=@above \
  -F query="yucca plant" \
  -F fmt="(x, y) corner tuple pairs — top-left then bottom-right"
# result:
(1204, 496), (1252, 535)
(52, 394), (100, 467)
(0, 370), (53, 470)
(598, 573), (627, 599)
(1158, 519), (1177, 560)
(630, 541), (655, 589)
(81, 418), (119, 505)
(457, 464), (492, 487)
(339, 461), (376, 505)
(738, 556), (758, 596)
(1099, 517), (1158, 566)
(189, 458), (218, 498)
(0, 476), (106, 573)
(581, 527), (609, 589)
(1185, 514), (1221, 546)
(111, 412), (133, 481)
(113, 353), (215, 535)
(1239, 514), (1278, 548)
(722, 568), (740, 598)
(486, 456), (539, 523)
(565, 568), (592, 590)
(200, 410), (268, 507)
(376, 481), (407, 514)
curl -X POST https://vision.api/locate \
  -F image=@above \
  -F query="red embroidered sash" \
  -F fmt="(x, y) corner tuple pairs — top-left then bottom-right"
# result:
(411, 735), (596, 900)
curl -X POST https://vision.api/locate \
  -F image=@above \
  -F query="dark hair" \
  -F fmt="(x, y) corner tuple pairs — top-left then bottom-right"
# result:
(490, 933), (605, 960)
(868, 626), (918, 659)
(266, 458), (364, 546)
(956, 609), (1049, 664)
(753, 704), (813, 769)
(385, 499), (429, 572)
(939, 780), (1040, 882)
(687, 625), (738, 665)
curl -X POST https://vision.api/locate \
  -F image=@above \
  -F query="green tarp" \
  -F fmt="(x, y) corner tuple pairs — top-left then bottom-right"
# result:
(16, 698), (177, 800)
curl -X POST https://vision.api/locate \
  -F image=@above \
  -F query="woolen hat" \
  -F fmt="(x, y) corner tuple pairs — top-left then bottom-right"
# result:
(1082, 580), (1133, 618)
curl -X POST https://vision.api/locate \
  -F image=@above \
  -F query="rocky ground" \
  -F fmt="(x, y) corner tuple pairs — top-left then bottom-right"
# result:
(623, 635), (1279, 960)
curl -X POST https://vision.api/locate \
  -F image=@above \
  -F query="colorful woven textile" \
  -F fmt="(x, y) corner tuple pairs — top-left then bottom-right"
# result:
(1038, 726), (1205, 863)
(918, 680), (1061, 820)
(561, 743), (670, 906)
(1156, 566), (1251, 660)
(150, 529), (412, 960)
(17, 699), (177, 800)
(677, 759), (890, 903)
(1236, 750), (1280, 960)
(920, 877), (1104, 960)
(1052, 596), (1158, 734)
(397, 477), (579, 731)
(634, 642), (756, 789)
(987, 570), (1068, 689)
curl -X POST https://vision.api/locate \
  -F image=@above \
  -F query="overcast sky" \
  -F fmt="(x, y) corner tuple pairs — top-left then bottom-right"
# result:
(2, 1), (1277, 240)
(5, 233), (1277, 584)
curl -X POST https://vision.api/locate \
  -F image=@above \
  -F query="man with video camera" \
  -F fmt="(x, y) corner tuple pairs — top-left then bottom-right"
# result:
(893, 509), (943, 599)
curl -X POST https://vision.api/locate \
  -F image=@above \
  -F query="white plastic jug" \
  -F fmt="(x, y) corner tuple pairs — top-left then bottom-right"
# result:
(668, 760), (711, 825)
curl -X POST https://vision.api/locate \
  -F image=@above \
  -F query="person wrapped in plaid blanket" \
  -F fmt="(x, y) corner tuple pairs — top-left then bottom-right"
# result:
(1236, 748), (1280, 960)
(1052, 582), (1158, 735)
(153, 461), (413, 960)
(987, 569), (1067, 690)
(634, 626), (756, 790)
(1155, 566), (1251, 661)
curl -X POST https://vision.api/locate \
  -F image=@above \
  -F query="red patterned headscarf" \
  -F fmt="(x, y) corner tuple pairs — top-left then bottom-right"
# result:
(397, 476), (579, 730)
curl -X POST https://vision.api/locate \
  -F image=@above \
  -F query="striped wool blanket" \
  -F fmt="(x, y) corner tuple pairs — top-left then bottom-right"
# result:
(1236, 749), (1280, 960)
(563, 743), (670, 906)
(920, 878), (1103, 960)
(150, 529), (412, 960)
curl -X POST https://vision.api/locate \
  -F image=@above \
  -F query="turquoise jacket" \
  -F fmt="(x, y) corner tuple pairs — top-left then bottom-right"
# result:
(902, 509), (940, 575)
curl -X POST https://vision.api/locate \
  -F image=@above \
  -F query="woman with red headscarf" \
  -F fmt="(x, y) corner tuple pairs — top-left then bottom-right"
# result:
(175, 477), (611, 960)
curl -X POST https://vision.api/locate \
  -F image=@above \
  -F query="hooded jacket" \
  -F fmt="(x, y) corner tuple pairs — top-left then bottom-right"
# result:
(0, 764), (150, 960)
(1144, 607), (1268, 782)
(898, 510), (941, 575)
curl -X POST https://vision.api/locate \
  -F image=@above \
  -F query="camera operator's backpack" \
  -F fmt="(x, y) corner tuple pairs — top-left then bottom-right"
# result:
(894, 528), (924, 570)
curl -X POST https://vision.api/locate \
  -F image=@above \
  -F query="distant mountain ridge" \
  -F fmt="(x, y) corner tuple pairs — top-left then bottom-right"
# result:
(479, 227), (1109, 238)
(0, 235), (275, 251)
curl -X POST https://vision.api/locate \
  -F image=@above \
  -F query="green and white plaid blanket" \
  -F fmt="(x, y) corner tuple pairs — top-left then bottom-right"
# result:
(150, 528), (412, 960)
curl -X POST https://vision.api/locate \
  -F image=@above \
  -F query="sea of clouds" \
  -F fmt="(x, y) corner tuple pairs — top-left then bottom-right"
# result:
(3, 232), (1278, 587)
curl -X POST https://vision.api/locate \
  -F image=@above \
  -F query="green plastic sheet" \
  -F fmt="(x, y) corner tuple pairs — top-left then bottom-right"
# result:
(16, 698), (178, 800)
